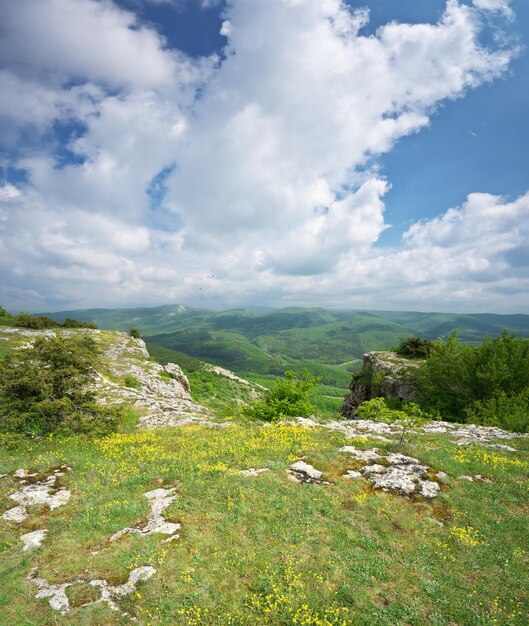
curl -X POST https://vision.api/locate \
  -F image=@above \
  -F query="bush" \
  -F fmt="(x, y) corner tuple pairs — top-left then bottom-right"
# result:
(1, 308), (98, 329)
(414, 331), (529, 430)
(0, 335), (118, 436)
(129, 328), (141, 339)
(395, 336), (434, 358)
(465, 389), (529, 433)
(62, 317), (98, 329)
(123, 374), (142, 389)
(0, 306), (15, 326)
(356, 398), (429, 446)
(16, 312), (60, 329)
(242, 369), (320, 422)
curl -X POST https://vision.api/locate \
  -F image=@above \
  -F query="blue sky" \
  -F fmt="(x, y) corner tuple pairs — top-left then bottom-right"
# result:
(0, 0), (528, 312)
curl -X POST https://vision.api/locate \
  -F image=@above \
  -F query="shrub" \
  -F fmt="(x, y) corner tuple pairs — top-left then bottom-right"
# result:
(356, 398), (429, 446)
(129, 328), (141, 339)
(242, 369), (320, 422)
(123, 374), (142, 389)
(414, 331), (529, 430)
(16, 312), (60, 329)
(62, 317), (98, 329)
(395, 336), (434, 358)
(0, 306), (15, 326)
(3, 309), (97, 329)
(465, 389), (529, 433)
(0, 335), (119, 436)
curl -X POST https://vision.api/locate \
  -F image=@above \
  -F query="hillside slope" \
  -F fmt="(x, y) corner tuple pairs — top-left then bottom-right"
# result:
(1, 327), (528, 625)
(43, 305), (529, 374)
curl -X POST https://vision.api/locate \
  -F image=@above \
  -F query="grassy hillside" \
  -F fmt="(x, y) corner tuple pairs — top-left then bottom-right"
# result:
(39, 305), (529, 418)
(1, 325), (528, 625)
(1, 422), (528, 625)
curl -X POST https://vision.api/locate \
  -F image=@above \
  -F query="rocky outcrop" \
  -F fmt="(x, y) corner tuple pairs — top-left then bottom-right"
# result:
(0, 327), (213, 428)
(2, 466), (71, 524)
(28, 566), (156, 616)
(339, 447), (443, 498)
(110, 488), (181, 543)
(94, 333), (211, 426)
(341, 351), (422, 417)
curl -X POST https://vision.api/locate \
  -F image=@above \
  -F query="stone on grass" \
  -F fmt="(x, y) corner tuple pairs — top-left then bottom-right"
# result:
(28, 566), (156, 616)
(339, 447), (381, 462)
(460, 474), (493, 484)
(343, 470), (362, 479)
(340, 447), (441, 499)
(239, 468), (269, 477)
(288, 461), (329, 484)
(20, 529), (47, 551)
(111, 488), (180, 542)
(2, 467), (71, 523)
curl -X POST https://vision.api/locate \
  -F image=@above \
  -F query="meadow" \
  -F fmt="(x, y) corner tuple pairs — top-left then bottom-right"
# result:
(1, 421), (528, 625)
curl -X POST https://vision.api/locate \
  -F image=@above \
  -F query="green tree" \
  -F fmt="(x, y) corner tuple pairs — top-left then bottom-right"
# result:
(0, 306), (14, 325)
(414, 331), (529, 430)
(242, 369), (320, 422)
(0, 335), (118, 435)
(129, 328), (141, 339)
(395, 336), (434, 358)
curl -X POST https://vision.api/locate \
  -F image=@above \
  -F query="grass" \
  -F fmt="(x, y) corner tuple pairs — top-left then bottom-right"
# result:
(1, 423), (528, 625)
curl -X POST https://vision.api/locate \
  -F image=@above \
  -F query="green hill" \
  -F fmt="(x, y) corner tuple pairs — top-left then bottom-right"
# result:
(40, 305), (529, 417)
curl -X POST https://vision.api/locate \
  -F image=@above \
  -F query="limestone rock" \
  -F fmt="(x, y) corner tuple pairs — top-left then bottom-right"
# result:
(28, 566), (156, 615)
(111, 487), (180, 542)
(339, 446), (381, 462)
(288, 461), (328, 484)
(239, 468), (270, 477)
(203, 364), (268, 390)
(341, 352), (421, 417)
(20, 529), (47, 551)
(340, 447), (441, 498)
(2, 466), (71, 523)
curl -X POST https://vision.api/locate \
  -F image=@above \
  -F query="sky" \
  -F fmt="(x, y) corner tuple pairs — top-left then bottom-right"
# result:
(0, 0), (528, 314)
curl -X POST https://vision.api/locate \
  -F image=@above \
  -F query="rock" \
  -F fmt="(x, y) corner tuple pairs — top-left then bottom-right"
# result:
(339, 446), (440, 498)
(29, 572), (72, 614)
(460, 474), (493, 484)
(1, 327), (216, 428)
(239, 468), (269, 477)
(451, 424), (524, 446)
(28, 566), (156, 615)
(2, 467), (71, 523)
(339, 446), (382, 462)
(385, 453), (420, 465)
(342, 352), (421, 417)
(288, 461), (328, 484)
(487, 443), (517, 452)
(202, 364), (267, 390)
(164, 362), (191, 392)
(343, 470), (362, 479)
(20, 529), (47, 551)
(111, 488), (180, 542)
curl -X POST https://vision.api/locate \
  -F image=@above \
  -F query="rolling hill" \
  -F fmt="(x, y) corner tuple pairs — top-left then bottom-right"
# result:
(39, 304), (529, 416)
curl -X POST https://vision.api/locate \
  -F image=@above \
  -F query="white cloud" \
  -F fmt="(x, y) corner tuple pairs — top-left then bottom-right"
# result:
(0, 0), (176, 89)
(473, 0), (514, 19)
(0, 185), (22, 201)
(0, 0), (525, 312)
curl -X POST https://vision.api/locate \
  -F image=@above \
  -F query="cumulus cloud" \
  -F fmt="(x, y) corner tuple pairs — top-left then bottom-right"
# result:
(473, 0), (514, 19)
(0, 0), (525, 312)
(0, 0), (176, 89)
(351, 191), (529, 308)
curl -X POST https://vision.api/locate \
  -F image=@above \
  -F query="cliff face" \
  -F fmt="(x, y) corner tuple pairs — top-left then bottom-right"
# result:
(341, 351), (422, 417)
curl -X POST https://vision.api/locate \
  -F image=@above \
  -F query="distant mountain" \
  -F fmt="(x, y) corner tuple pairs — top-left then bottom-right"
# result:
(43, 305), (529, 387)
